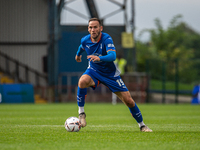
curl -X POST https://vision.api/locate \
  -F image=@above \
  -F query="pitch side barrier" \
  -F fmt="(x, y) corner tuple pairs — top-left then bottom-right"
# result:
(148, 89), (192, 103)
(0, 84), (34, 103)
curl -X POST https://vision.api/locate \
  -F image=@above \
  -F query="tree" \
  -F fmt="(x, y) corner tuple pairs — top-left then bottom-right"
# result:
(137, 15), (200, 83)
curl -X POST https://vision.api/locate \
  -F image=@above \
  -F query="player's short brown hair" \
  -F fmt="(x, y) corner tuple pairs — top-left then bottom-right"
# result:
(88, 18), (102, 26)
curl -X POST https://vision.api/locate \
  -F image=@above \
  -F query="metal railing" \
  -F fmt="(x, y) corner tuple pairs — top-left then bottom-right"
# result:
(0, 51), (47, 86)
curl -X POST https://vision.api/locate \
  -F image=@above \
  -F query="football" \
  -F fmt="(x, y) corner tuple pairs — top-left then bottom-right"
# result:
(64, 117), (81, 132)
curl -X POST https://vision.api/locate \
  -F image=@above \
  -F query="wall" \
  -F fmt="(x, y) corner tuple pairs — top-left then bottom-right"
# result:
(0, 0), (48, 75)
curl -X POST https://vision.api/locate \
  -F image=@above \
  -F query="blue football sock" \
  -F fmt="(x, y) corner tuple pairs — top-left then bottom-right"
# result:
(129, 103), (143, 123)
(77, 87), (87, 107)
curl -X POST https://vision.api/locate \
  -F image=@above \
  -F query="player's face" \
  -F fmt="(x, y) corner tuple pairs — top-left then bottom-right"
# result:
(88, 21), (103, 42)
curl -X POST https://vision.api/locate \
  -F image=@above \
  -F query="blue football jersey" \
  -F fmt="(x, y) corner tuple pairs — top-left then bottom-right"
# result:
(81, 32), (120, 77)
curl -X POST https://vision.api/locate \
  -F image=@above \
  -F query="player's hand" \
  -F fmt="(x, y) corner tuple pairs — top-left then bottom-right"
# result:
(87, 55), (100, 62)
(75, 55), (82, 62)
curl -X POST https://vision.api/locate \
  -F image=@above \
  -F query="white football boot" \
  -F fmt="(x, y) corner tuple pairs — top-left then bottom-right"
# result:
(79, 112), (87, 127)
(140, 125), (153, 132)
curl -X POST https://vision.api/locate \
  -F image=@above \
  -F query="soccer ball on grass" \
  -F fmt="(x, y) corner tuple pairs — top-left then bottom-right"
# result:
(65, 117), (81, 132)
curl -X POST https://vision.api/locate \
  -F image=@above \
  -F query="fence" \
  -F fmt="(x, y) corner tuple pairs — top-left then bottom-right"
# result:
(57, 72), (148, 103)
(0, 51), (47, 86)
(146, 59), (200, 103)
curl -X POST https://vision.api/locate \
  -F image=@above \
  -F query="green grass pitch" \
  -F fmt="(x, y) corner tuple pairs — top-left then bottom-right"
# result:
(0, 103), (200, 150)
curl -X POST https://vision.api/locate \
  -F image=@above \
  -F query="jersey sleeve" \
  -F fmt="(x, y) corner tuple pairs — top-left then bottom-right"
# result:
(80, 37), (85, 50)
(99, 36), (116, 62)
(76, 44), (85, 56)
(104, 37), (116, 53)
(99, 51), (116, 62)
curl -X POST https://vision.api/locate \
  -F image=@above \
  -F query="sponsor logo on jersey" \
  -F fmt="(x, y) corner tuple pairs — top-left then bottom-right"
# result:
(92, 53), (102, 57)
(91, 53), (102, 63)
(86, 45), (90, 49)
(108, 44), (114, 47)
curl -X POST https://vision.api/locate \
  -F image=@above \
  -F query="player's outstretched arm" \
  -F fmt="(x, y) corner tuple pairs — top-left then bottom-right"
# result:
(87, 55), (100, 62)
(76, 45), (85, 62)
(87, 51), (116, 62)
(99, 51), (116, 62)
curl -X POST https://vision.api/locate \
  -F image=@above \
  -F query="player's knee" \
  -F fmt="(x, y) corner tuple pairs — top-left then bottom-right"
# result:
(78, 75), (95, 88)
(78, 77), (92, 88)
(78, 79), (87, 88)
